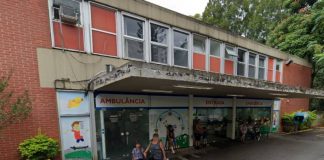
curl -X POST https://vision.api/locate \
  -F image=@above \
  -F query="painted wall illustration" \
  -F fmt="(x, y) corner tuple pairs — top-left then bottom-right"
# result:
(149, 109), (189, 148)
(57, 91), (93, 160)
(58, 91), (90, 115)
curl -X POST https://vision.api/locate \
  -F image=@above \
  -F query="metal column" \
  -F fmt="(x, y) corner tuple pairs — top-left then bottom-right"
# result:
(189, 94), (194, 146)
(231, 97), (237, 140)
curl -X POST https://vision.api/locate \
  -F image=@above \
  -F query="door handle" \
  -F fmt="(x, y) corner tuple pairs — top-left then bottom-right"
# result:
(125, 131), (129, 145)
(121, 132), (124, 136)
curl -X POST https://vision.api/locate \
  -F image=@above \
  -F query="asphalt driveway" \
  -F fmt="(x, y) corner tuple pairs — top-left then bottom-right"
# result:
(190, 127), (324, 160)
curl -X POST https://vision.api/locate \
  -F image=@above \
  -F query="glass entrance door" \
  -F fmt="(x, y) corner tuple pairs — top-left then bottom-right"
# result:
(104, 109), (149, 160)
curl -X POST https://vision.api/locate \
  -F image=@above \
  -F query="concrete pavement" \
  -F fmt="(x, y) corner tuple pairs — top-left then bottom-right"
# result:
(185, 128), (324, 160)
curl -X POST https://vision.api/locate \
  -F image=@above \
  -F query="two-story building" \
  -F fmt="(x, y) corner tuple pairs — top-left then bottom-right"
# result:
(0, 0), (323, 159)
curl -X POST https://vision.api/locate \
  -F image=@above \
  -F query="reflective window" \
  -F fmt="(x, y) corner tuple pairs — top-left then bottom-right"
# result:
(225, 46), (237, 60)
(124, 16), (143, 39)
(173, 30), (189, 67)
(123, 16), (145, 60)
(210, 40), (221, 57)
(276, 60), (281, 71)
(258, 56), (266, 80)
(174, 31), (188, 49)
(248, 53), (256, 78)
(151, 24), (168, 44)
(193, 35), (206, 54)
(237, 49), (246, 76)
(150, 23), (168, 64)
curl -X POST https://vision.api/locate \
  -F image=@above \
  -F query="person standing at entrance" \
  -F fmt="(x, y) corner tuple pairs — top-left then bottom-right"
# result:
(193, 119), (203, 149)
(144, 133), (167, 160)
(166, 125), (176, 154)
(132, 142), (144, 160)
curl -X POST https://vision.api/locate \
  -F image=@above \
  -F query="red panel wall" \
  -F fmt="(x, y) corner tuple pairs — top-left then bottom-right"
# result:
(193, 53), (206, 71)
(224, 60), (234, 75)
(281, 63), (312, 115)
(267, 58), (274, 81)
(210, 57), (221, 73)
(92, 31), (117, 56)
(275, 71), (281, 83)
(53, 22), (84, 51)
(91, 5), (117, 56)
(91, 5), (116, 33)
(0, 0), (59, 159)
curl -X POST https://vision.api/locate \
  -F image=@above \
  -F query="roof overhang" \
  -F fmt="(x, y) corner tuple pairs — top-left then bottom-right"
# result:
(92, 62), (324, 99)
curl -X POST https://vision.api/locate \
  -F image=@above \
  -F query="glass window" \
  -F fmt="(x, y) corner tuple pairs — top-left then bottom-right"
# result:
(225, 46), (237, 60)
(150, 23), (168, 64)
(174, 49), (188, 67)
(125, 39), (144, 59)
(151, 45), (168, 64)
(276, 60), (281, 71)
(151, 24), (168, 44)
(237, 49), (246, 76)
(193, 35), (205, 54)
(248, 53), (256, 78)
(174, 31), (188, 49)
(53, 0), (81, 24)
(124, 16), (143, 39)
(173, 30), (189, 67)
(123, 16), (145, 60)
(258, 56), (266, 80)
(210, 40), (221, 57)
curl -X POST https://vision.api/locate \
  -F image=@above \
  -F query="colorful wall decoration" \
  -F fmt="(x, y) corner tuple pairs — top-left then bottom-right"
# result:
(149, 109), (189, 148)
(57, 91), (93, 160)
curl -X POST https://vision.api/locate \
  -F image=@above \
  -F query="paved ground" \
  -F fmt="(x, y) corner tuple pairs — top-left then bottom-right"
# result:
(185, 127), (324, 160)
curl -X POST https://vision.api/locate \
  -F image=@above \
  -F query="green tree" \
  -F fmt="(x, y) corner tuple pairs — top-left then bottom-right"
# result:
(202, 0), (286, 43)
(0, 74), (32, 130)
(267, 0), (324, 110)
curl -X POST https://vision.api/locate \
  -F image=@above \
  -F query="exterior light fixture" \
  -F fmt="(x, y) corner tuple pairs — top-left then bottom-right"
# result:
(142, 89), (173, 94)
(227, 94), (245, 97)
(269, 93), (288, 96)
(173, 85), (213, 90)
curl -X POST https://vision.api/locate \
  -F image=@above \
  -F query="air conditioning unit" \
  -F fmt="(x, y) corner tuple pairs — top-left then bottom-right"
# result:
(60, 5), (79, 25)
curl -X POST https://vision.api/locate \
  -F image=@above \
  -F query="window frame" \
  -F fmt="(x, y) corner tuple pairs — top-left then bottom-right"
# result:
(248, 52), (257, 78)
(193, 34), (207, 55)
(89, 2), (118, 57)
(258, 55), (267, 80)
(172, 28), (191, 68)
(52, 0), (83, 26)
(121, 12), (147, 61)
(237, 48), (247, 77)
(224, 44), (237, 61)
(209, 38), (222, 58)
(148, 20), (171, 65)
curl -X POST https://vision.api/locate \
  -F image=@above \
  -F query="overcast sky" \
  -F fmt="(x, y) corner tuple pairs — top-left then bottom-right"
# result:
(145, 0), (209, 16)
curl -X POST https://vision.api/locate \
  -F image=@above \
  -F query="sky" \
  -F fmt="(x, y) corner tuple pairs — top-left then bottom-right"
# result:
(145, 0), (209, 16)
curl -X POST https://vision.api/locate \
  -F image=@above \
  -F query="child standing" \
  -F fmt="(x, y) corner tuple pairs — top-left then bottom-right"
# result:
(132, 142), (144, 160)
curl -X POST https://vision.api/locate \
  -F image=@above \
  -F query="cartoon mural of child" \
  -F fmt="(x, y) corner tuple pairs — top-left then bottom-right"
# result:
(71, 121), (84, 143)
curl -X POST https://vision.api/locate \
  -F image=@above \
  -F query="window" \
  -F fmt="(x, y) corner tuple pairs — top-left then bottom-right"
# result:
(173, 30), (189, 67)
(193, 35), (206, 54)
(225, 46), (237, 60)
(123, 16), (145, 60)
(276, 60), (282, 71)
(248, 53), (256, 78)
(53, 0), (81, 24)
(150, 23), (169, 64)
(237, 49), (246, 76)
(258, 56), (266, 80)
(210, 40), (221, 57)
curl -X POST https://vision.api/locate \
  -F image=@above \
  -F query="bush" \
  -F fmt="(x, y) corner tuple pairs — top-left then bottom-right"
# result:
(18, 134), (59, 160)
(281, 111), (317, 132)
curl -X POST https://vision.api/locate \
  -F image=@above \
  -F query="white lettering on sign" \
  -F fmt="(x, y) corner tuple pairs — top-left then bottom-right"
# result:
(100, 97), (146, 104)
(96, 94), (149, 108)
(237, 99), (273, 107)
(194, 97), (232, 107)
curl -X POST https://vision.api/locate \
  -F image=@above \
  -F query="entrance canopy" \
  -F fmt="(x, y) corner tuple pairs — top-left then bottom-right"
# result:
(92, 62), (324, 99)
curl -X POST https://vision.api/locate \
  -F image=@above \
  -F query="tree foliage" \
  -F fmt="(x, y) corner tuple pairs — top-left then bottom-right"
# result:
(0, 74), (32, 130)
(267, 0), (324, 110)
(202, 0), (286, 43)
